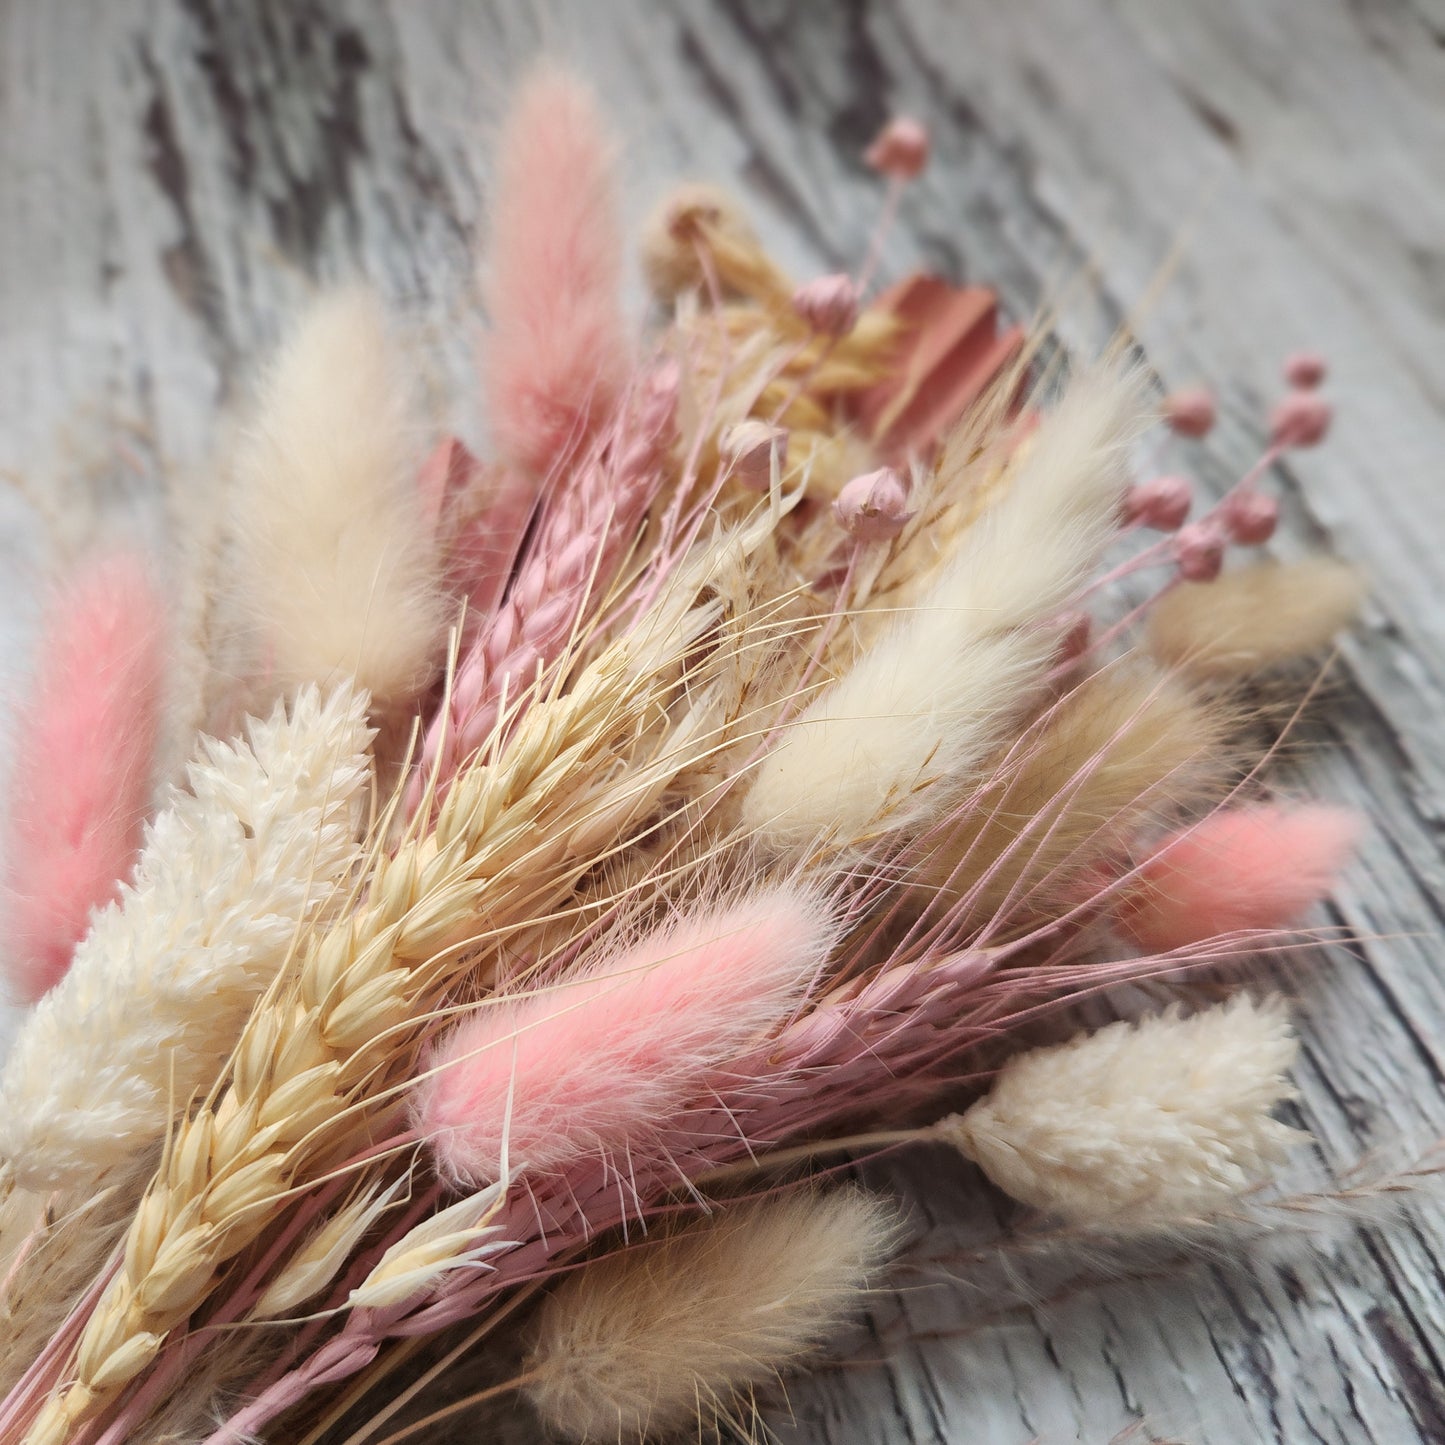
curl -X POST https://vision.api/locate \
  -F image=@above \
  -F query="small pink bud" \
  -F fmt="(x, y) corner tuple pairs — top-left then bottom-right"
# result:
(1283, 351), (1327, 390)
(721, 419), (788, 492)
(1161, 387), (1217, 439)
(834, 467), (913, 541)
(1172, 521), (1226, 583)
(864, 116), (931, 180)
(663, 190), (724, 239)
(1221, 490), (1279, 546)
(792, 273), (860, 336)
(1057, 611), (1092, 665)
(1125, 475), (1193, 531)
(1269, 391), (1332, 449)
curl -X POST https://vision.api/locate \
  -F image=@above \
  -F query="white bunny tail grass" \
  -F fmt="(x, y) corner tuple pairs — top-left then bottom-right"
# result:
(741, 365), (1145, 851)
(228, 286), (448, 708)
(1147, 558), (1366, 679)
(525, 1189), (901, 1441)
(0, 683), (373, 1193)
(939, 994), (1304, 1231)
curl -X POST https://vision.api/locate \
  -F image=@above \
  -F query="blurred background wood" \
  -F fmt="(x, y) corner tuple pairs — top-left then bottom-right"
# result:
(1, 2), (1442, 1441)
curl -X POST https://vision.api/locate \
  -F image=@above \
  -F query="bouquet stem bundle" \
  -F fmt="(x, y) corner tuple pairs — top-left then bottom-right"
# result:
(0, 63), (1375, 1445)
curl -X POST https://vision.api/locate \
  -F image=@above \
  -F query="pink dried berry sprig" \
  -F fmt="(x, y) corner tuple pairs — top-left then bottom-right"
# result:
(857, 115), (932, 295)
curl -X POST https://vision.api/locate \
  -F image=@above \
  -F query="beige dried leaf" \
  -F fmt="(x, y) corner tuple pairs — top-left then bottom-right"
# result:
(348, 1182), (508, 1311)
(251, 1180), (404, 1321)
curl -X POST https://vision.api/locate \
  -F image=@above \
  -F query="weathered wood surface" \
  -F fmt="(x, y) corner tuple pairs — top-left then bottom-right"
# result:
(1, 2), (1442, 1441)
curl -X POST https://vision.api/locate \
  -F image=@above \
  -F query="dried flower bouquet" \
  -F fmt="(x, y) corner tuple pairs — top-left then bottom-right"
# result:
(0, 65), (1375, 1445)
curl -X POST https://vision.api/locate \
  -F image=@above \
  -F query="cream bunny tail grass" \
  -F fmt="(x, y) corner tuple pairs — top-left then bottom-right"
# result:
(741, 365), (1146, 851)
(923, 666), (1229, 924)
(1147, 558), (1365, 678)
(228, 286), (448, 707)
(0, 683), (373, 1194)
(939, 994), (1303, 1231)
(525, 1189), (901, 1441)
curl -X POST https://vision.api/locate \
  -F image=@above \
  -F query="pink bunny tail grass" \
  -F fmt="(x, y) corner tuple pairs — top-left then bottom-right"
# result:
(205, 930), (1300, 1435)
(483, 64), (629, 477)
(415, 886), (838, 1185)
(3, 549), (165, 1001)
(1117, 804), (1361, 953)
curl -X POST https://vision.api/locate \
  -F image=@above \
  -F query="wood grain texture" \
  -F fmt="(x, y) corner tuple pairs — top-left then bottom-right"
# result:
(1, 2), (1442, 1441)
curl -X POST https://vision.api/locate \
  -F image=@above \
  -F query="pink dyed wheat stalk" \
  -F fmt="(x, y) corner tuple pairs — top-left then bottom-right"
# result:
(411, 368), (677, 807)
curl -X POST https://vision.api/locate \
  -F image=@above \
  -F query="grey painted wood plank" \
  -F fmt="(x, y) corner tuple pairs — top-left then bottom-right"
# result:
(0, 2), (1441, 1442)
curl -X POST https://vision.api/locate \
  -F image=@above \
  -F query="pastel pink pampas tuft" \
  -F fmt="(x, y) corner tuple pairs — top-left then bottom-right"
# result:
(415, 888), (836, 1185)
(1119, 804), (1361, 953)
(483, 65), (629, 477)
(2, 549), (165, 1002)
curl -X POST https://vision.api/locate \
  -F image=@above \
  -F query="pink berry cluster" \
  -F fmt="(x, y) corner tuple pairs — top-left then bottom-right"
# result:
(1127, 352), (1333, 583)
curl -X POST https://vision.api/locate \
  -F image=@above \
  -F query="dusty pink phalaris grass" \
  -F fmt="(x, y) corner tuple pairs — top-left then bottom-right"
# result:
(792, 273), (861, 336)
(1118, 804), (1361, 952)
(865, 116), (930, 179)
(1221, 490), (1279, 545)
(2, 548), (165, 1001)
(1170, 520), (1227, 582)
(720, 419), (788, 492)
(1283, 351), (1328, 390)
(1269, 391), (1333, 449)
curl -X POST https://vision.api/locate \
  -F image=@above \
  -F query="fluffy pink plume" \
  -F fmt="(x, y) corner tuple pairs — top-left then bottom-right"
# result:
(1120, 804), (1360, 953)
(415, 888), (836, 1184)
(3, 549), (166, 1001)
(483, 65), (629, 477)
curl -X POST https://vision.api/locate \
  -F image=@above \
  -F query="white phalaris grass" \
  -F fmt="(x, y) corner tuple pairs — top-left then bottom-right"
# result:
(939, 994), (1304, 1231)
(741, 366), (1145, 850)
(0, 683), (374, 1193)
(525, 1189), (900, 1441)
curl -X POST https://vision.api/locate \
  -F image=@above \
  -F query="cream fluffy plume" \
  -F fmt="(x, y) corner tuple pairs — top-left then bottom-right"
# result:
(943, 994), (1303, 1230)
(1147, 558), (1365, 678)
(229, 287), (447, 706)
(483, 66), (628, 476)
(526, 1189), (900, 1440)
(742, 367), (1144, 849)
(0, 684), (373, 1193)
